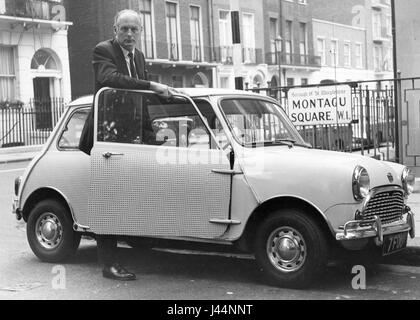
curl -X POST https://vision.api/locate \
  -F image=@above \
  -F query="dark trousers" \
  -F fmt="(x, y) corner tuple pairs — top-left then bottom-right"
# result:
(97, 235), (118, 267)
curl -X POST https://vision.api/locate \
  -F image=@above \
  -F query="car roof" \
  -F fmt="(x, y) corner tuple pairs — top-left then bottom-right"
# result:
(68, 88), (268, 107)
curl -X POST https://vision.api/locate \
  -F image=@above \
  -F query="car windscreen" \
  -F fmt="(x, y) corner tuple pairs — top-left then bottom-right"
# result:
(219, 98), (307, 147)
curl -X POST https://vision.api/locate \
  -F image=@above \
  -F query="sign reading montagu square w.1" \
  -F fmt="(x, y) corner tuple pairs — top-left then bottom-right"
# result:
(287, 85), (352, 126)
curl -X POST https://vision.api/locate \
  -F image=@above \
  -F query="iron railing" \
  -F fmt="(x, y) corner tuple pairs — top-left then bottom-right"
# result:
(215, 46), (233, 65)
(247, 79), (400, 161)
(0, 97), (65, 148)
(266, 52), (322, 68)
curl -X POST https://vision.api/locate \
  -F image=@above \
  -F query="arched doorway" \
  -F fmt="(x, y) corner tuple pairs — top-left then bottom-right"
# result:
(31, 49), (62, 130)
(270, 75), (279, 99)
(252, 74), (264, 88)
(270, 75), (278, 88)
(192, 72), (209, 88)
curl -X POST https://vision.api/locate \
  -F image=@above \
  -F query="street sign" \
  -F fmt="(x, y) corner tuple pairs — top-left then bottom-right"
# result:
(287, 85), (352, 126)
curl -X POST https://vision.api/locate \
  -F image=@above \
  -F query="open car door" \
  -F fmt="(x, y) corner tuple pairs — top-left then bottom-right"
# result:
(87, 88), (232, 239)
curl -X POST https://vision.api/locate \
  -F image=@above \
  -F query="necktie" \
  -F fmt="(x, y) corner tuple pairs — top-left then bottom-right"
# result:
(128, 52), (138, 79)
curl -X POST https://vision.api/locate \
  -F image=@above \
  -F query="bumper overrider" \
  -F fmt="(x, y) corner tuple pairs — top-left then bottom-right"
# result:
(12, 197), (22, 220)
(336, 205), (415, 244)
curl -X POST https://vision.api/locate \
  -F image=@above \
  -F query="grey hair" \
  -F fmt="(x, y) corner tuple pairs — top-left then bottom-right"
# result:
(113, 9), (142, 27)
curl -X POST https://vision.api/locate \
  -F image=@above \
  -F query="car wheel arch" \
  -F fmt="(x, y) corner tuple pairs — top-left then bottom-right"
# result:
(235, 196), (334, 252)
(22, 188), (74, 224)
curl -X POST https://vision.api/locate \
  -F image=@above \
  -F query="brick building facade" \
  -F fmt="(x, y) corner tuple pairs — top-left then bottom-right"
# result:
(66, 0), (218, 99)
(311, 0), (393, 81)
(66, 0), (323, 97)
(263, 0), (320, 89)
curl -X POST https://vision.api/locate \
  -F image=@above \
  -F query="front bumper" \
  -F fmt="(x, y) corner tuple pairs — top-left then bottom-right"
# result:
(335, 207), (415, 245)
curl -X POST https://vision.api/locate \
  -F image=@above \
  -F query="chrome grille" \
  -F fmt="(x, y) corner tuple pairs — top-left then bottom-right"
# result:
(363, 189), (404, 225)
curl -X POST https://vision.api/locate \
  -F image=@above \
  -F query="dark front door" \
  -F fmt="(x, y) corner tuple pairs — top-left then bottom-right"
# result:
(33, 77), (52, 130)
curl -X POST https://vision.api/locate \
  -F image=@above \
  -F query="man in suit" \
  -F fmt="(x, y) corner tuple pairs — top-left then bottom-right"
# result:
(79, 9), (172, 281)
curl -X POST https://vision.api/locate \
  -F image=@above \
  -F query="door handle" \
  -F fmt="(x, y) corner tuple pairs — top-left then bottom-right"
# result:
(102, 152), (124, 159)
(211, 169), (243, 175)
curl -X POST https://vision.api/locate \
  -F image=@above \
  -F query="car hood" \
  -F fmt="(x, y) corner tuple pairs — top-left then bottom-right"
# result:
(236, 146), (405, 211)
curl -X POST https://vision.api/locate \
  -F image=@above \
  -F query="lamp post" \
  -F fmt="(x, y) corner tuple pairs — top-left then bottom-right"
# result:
(275, 36), (283, 99)
(391, 0), (399, 163)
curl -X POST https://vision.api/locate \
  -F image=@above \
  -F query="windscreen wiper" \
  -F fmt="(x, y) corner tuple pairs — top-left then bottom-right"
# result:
(274, 139), (312, 148)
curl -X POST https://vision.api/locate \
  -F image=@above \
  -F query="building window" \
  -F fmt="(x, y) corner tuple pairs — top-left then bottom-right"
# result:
(0, 46), (16, 101)
(317, 38), (326, 65)
(372, 11), (382, 39)
(139, 0), (154, 59)
(299, 22), (307, 64)
(343, 42), (351, 67)
(0, 0), (5, 14)
(31, 49), (58, 70)
(172, 75), (183, 88)
(190, 6), (201, 62)
(385, 14), (392, 36)
(287, 78), (294, 86)
(383, 46), (392, 71)
(148, 73), (160, 82)
(269, 17), (279, 64)
(220, 76), (230, 89)
(301, 78), (308, 86)
(374, 45), (382, 71)
(218, 10), (232, 63)
(331, 40), (338, 67)
(285, 20), (293, 64)
(355, 43), (362, 68)
(242, 13), (255, 63)
(166, 2), (179, 61)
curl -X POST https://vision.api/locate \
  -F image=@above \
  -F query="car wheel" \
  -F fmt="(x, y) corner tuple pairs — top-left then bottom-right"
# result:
(254, 208), (329, 288)
(27, 199), (81, 262)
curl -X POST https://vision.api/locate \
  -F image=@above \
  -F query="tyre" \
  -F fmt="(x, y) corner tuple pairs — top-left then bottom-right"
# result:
(254, 208), (329, 289)
(27, 199), (81, 262)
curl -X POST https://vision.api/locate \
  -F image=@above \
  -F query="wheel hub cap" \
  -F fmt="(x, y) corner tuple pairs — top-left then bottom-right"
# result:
(267, 227), (306, 273)
(36, 213), (63, 250)
(277, 235), (300, 262)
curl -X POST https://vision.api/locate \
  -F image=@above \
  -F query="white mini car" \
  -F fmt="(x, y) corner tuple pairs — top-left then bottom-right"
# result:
(13, 88), (416, 288)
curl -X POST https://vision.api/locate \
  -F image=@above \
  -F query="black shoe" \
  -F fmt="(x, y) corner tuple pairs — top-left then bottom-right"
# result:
(102, 263), (136, 281)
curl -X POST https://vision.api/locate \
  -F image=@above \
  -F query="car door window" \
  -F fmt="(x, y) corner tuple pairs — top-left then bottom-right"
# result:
(194, 99), (229, 149)
(58, 108), (90, 149)
(97, 89), (212, 149)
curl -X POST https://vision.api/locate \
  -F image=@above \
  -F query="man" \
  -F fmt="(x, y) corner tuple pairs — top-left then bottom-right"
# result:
(79, 9), (172, 281)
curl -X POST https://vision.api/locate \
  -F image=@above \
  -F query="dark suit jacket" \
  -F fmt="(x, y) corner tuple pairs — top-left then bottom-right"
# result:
(79, 39), (150, 155)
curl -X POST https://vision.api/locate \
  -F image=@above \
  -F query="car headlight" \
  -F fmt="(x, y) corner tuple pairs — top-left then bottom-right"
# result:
(352, 166), (370, 201)
(401, 167), (415, 196)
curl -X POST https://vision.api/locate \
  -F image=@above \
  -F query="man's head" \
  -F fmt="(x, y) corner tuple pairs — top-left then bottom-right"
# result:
(114, 9), (142, 52)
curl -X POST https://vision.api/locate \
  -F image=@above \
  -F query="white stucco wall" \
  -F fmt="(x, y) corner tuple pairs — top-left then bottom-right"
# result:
(0, 20), (72, 105)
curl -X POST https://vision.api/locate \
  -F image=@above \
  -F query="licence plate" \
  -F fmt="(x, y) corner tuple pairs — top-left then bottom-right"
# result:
(382, 232), (408, 256)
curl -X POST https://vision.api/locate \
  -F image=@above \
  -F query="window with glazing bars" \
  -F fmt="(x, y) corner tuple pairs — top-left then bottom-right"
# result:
(0, 46), (16, 101)
(139, 0), (154, 59)
(166, 2), (179, 61)
(190, 6), (201, 62)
